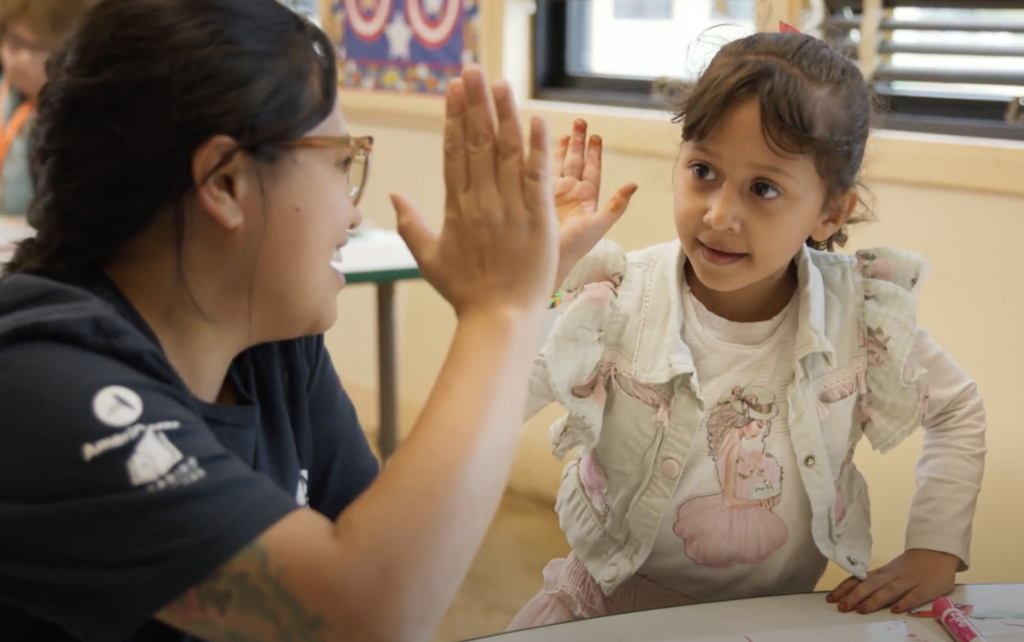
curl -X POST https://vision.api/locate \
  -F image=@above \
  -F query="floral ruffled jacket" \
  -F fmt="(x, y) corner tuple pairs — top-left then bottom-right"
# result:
(526, 240), (986, 597)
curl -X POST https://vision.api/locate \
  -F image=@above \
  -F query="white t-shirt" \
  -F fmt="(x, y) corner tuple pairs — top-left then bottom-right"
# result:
(637, 283), (828, 602)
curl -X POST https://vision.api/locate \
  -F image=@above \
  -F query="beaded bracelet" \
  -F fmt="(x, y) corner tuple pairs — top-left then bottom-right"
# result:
(549, 290), (563, 309)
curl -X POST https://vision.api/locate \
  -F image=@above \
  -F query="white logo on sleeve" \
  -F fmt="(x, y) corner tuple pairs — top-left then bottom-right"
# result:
(92, 386), (144, 427)
(296, 469), (309, 507)
(126, 429), (183, 486)
(79, 419), (206, 492)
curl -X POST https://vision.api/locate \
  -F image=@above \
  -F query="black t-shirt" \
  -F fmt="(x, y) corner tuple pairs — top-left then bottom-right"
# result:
(0, 271), (380, 641)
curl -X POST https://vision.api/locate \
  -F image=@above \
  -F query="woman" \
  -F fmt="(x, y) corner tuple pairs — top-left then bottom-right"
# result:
(0, 1), (633, 641)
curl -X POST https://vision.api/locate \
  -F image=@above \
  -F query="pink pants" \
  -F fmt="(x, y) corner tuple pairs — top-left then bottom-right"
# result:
(507, 554), (696, 631)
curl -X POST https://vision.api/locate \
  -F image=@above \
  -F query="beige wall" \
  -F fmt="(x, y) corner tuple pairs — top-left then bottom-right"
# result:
(326, 114), (1024, 586)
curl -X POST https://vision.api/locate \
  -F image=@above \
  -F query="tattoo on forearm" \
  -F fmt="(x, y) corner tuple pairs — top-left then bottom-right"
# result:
(160, 541), (329, 642)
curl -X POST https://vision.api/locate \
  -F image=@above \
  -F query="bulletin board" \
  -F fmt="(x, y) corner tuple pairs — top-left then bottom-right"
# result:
(321, 0), (481, 95)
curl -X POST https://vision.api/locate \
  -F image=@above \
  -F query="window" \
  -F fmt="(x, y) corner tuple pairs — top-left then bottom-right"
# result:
(613, 0), (674, 20)
(825, 1), (1024, 139)
(534, 0), (756, 107)
(534, 0), (1024, 139)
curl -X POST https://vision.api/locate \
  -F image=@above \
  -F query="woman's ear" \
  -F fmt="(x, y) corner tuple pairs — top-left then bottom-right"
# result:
(192, 135), (257, 231)
(809, 188), (858, 244)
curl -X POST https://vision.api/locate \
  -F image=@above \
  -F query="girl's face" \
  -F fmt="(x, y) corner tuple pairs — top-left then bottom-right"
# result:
(742, 419), (765, 440)
(674, 97), (851, 316)
(0, 18), (61, 100)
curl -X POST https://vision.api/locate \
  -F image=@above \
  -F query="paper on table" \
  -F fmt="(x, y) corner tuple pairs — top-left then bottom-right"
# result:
(973, 612), (1024, 620)
(0, 215), (33, 264)
(0, 215), (32, 241)
(648, 620), (942, 642)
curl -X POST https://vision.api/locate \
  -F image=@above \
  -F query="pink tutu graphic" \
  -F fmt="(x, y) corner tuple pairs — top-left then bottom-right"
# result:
(674, 494), (788, 567)
(674, 448), (787, 568)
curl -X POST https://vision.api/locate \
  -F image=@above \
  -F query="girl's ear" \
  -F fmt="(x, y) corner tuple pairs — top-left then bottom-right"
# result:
(809, 188), (858, 244)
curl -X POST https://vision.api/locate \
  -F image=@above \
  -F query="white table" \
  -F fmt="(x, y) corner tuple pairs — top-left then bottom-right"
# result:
(0, 215), (31, 265)
(488, 585), (1024, 641)
(333, 226), (421, 460)
(1, 218), (421, 460)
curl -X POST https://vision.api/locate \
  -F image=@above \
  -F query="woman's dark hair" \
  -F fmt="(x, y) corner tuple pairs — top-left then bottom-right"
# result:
(5, 0), (337, 277)
(672, 32), (874, 251)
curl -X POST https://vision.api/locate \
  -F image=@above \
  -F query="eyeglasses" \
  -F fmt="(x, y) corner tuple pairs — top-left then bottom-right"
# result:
(277, 135), (373, 206)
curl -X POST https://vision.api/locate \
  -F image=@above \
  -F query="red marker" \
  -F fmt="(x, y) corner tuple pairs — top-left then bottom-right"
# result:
(934, 596), (987, 642)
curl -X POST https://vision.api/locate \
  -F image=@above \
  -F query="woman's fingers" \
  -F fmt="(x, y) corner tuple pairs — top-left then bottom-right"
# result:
(462, 67), (500, 212)
(522, 115), (554, 229)
(493, 81), (526, 215)
(443, 79), (468, 213)
(424, 67), (558, 316)
(392, 193), (436, 267)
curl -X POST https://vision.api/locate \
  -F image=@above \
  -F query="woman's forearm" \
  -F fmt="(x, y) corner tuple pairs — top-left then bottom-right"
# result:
(331, 305), (544, 640)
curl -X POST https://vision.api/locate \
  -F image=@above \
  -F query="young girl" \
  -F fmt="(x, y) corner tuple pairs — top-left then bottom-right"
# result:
(511, 30), (987, 629)
(0, 0), (100, 219)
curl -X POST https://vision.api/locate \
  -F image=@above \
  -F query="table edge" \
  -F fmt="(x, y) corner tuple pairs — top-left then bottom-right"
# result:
(343, 268), (422, 285)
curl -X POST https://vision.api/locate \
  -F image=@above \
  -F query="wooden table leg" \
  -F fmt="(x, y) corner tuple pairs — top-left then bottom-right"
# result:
(377, 281), (398, 460)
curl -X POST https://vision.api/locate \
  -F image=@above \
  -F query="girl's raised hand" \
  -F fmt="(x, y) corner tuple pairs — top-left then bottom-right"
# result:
(552, 119), (637, 284)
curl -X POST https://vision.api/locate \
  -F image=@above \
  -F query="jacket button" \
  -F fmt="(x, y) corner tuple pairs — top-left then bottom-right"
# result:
(847, 555), (859, 566)
(602, 565), (619, 583)
(662, 458), (681, 479)
(804, 455), (816, 467)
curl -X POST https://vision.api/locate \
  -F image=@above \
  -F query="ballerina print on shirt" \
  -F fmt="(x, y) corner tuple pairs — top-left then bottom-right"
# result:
(673, 386), (789, 568)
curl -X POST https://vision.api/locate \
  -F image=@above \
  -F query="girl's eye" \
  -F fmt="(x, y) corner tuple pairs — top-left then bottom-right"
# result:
(336, 156), (353, 172)
(752, 181), (780, 199)
(690, 163), (717, 181)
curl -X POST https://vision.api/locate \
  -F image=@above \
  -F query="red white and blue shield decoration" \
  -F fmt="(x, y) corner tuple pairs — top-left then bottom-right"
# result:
(327, 0), (480, 94)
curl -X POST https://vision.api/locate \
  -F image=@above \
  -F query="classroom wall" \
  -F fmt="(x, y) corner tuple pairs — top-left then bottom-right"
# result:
(325, 115), (1023, 585)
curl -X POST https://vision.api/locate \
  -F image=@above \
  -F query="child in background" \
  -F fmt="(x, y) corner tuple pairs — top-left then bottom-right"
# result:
(511, 29), (986, 629)
(0, 0), (99, 220)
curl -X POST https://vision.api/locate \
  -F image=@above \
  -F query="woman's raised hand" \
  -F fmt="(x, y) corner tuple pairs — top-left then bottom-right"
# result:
(392, 66), (558, 318)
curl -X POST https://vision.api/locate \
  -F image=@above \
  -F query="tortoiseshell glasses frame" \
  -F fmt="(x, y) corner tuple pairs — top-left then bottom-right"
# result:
(277, 135), (373, 205)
